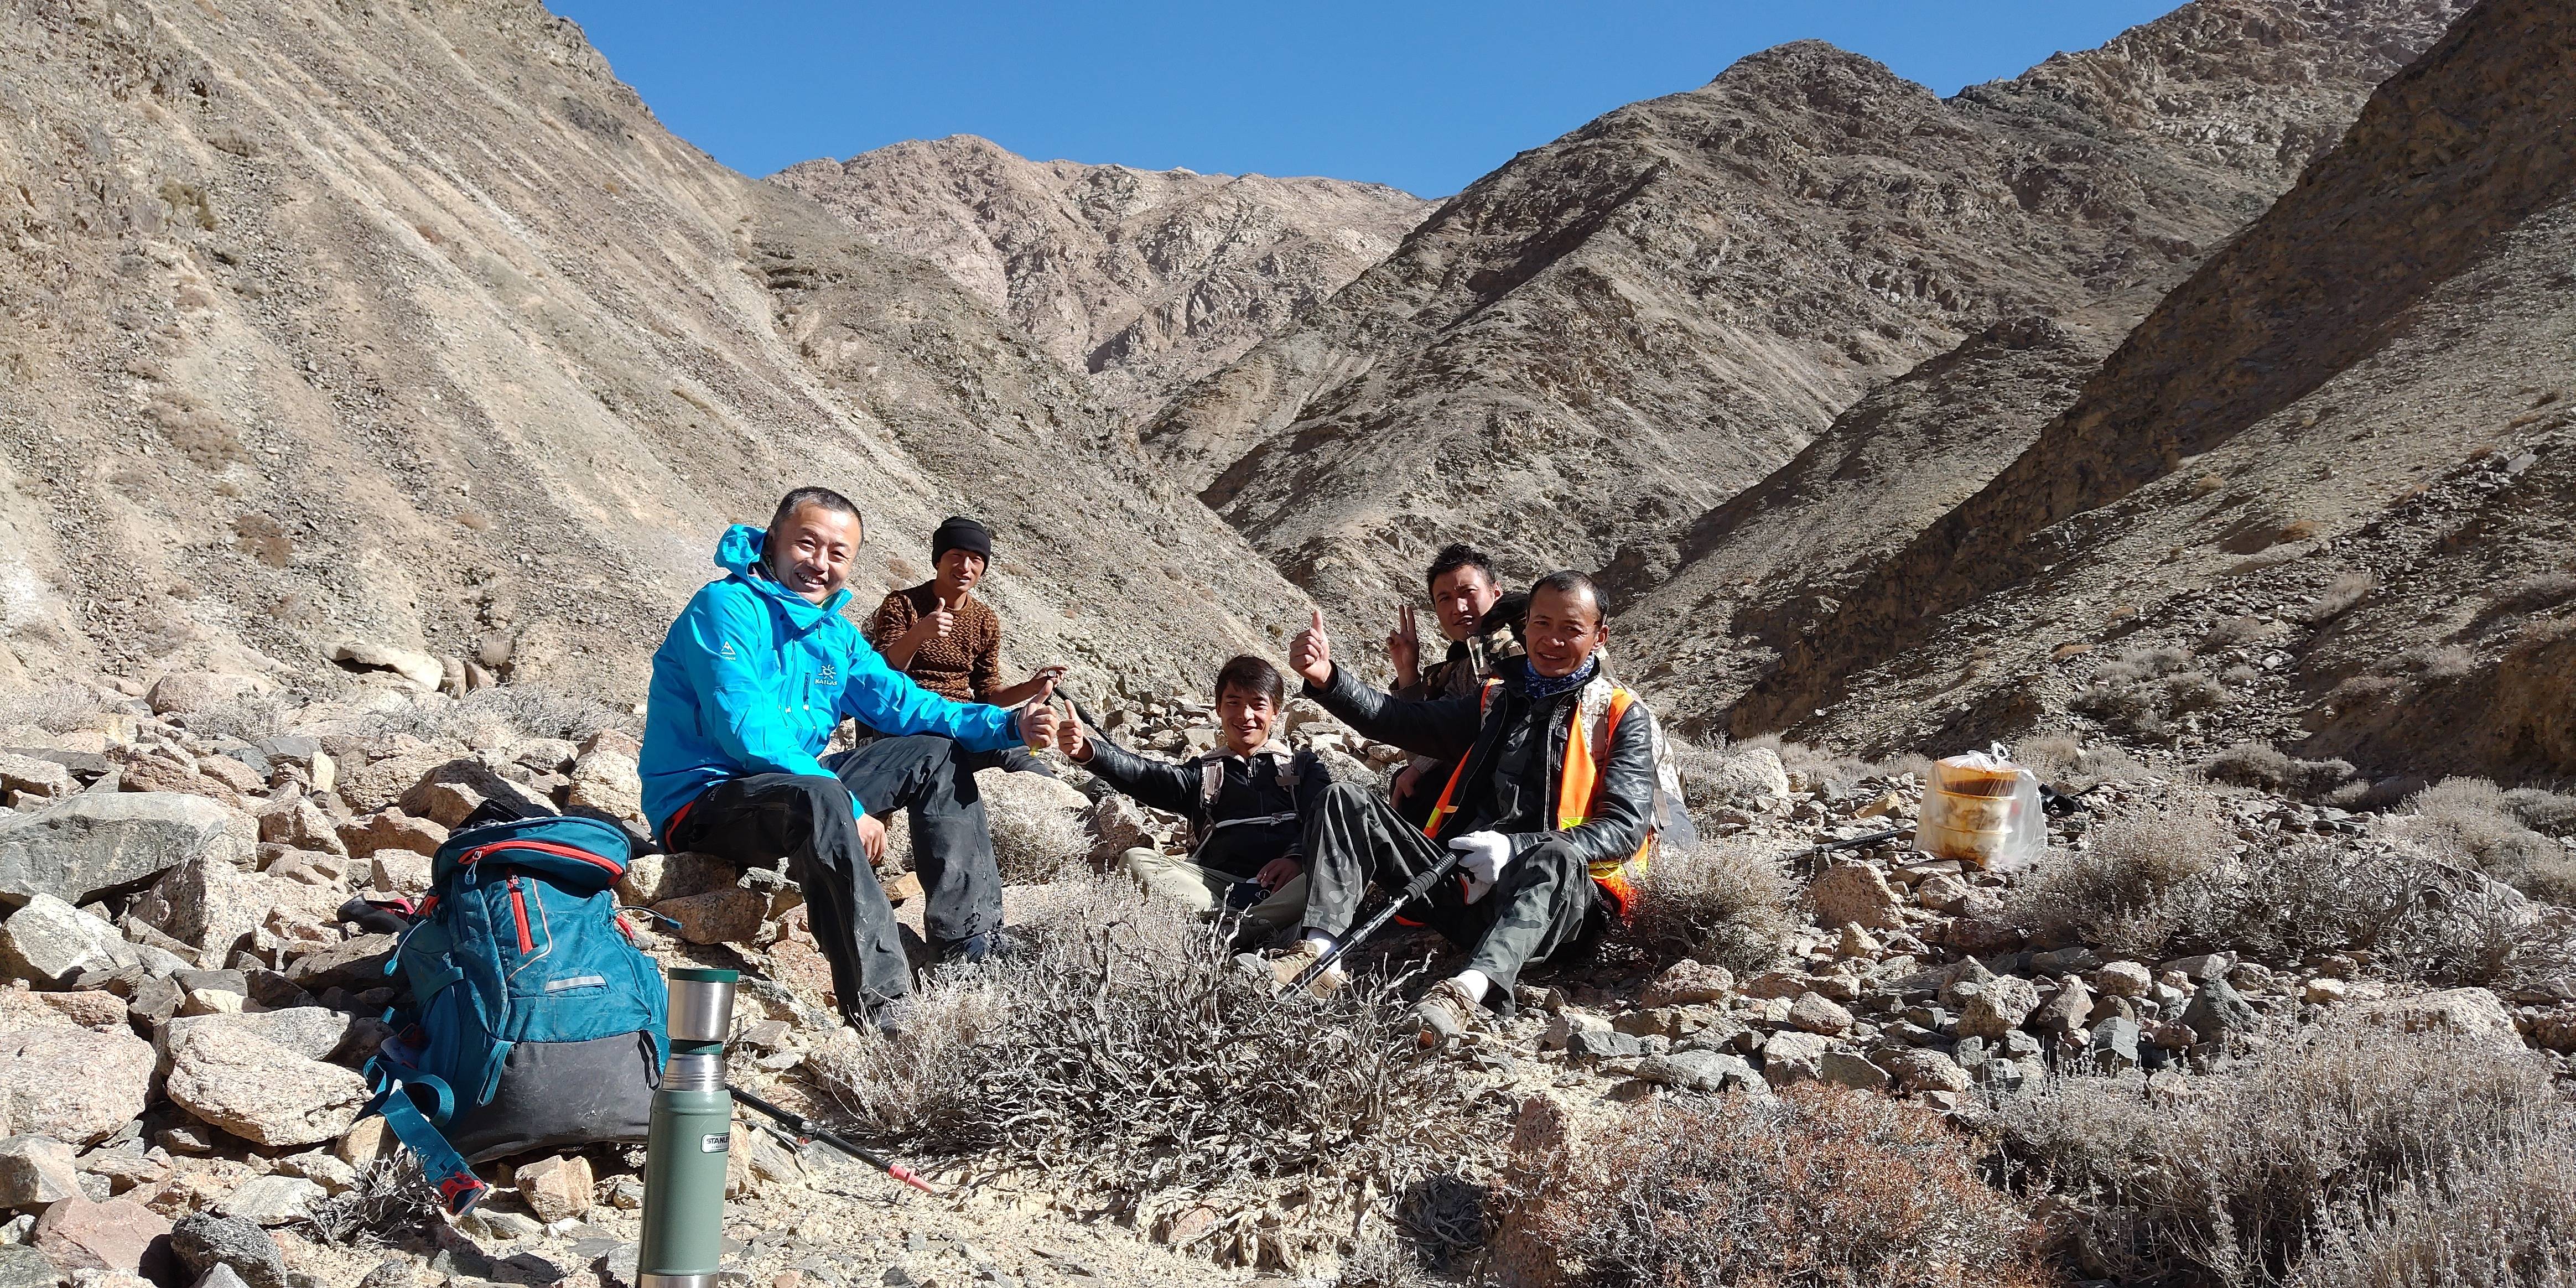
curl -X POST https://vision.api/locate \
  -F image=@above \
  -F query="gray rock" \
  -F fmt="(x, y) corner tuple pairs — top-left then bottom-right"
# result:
(0, 895), (139, 987)
(1956, 974), (2042, 1040)
(1874, 1047), (1972, 1094)
(0, 1246), (63, 1288)
(196, 1265), (253, 1288)
(2029, 946), (2103, 975)
(2160, 953), (2233, 982)
(2090, 1017), (2143, 1072)
(215, 1175), (323, 1226)
(0, 1022), (155, 1145)
(1564, 1029), (1642, 1060)
(0, 793), (243, 909)
(1818, 1050), (1892, 1090)
(1634, 1048), (1757, 1093)
(1997, 1029), (2045, 1061)
(354, 1260), (413, 1288)
(0, 1136), (82, 1207)
(172, 1213), (290, 1288)
(2183, 977), (2258, 1043)
(0, 757), (71, 806)
(458, 1207), (542, 1242)
(163, 1027), (368, 1147)
(2030, 976), (2095, 1039)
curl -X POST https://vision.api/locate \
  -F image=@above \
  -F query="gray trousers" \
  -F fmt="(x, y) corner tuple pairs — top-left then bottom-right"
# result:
(1300, 781), (1600, 995)
(666, 735), (1000, 1024)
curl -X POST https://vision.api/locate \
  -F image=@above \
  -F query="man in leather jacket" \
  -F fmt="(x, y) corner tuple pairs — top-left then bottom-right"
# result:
(1281, 570), (1660, 1046)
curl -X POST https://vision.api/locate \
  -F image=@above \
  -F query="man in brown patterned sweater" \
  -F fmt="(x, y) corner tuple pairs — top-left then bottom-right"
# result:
(866, 516), (1065, 775)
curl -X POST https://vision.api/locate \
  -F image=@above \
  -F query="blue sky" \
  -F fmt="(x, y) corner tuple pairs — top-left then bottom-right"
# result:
(547, 2), (2187, 198)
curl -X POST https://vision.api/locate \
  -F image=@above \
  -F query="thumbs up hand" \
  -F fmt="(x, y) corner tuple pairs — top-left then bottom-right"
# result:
(1290, 608), (1333, 689)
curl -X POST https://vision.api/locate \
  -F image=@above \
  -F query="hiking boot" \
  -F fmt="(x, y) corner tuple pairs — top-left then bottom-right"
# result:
(863, 997), (919, 1042)
(1256, 939), (1346, 998)
(1413, 978), (1482, 1050)
(931, 927), (1030, 967)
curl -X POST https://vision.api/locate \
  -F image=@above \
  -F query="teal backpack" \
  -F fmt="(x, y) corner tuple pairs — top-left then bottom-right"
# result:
(365, 814), (668, 1214)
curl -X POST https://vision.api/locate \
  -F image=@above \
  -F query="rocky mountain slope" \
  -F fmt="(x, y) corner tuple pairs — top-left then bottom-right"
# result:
(771, 137), (1430, 418)
(1142, 0), (2471, 630)
(0, 0), (1310, 708)
(1734, 0), (2576, 784)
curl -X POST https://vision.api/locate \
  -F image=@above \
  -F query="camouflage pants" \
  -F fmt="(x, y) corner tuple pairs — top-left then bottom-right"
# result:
(1300, 781), (1599, 994)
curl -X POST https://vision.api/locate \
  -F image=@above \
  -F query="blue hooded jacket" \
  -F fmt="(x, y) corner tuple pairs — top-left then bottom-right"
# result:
(639, 524), (1021, 838)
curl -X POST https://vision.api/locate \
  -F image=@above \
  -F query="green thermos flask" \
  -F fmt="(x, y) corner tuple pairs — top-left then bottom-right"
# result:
(638, 966), (739, 1288)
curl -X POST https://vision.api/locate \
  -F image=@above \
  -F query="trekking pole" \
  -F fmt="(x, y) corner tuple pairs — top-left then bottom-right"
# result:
(1273, 850), (1466, 1004)
(731, 1088), (943, 1196)
(1795, 827), (1905, 880)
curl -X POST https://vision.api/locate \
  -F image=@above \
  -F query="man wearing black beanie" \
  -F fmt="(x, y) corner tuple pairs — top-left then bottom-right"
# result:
(867, 516), (1065, 775)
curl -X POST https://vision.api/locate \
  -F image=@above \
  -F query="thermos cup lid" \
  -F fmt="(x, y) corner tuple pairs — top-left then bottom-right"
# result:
(670, 967), (740, 983)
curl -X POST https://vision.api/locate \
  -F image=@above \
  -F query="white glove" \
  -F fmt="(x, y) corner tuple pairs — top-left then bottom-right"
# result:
(1448, 832), (1514, 902)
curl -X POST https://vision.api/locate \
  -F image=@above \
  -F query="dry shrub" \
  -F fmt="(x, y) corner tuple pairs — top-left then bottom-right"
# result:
(177, 694), (297, 744)
(806, 876), (1477, 1266)
(2200, 615), (2278, 650)
(1513, 1086), (2056, 1288)
(2497, 570), (2576, 614)
(232, 513), (293, 567)
(363, 684), (636, 746)
(2404, 645), (2480, 682)
(2286, 1120), (2576, 1288)
(2005, 797), (2235, 957)
(2293, 570), (2374, 624)
(2017, 736), (2148, 791)
(2011, 800), (2528, 981)
(2406, 777), (2576, 904)
(2502, 786), (2576, 834)
(2203, 742), (2357, 798)
(1622, 840), (1798, 974)
(298, 1158), (439, 1244)
(1998, 1026), (2565, 1286)
(2094, 646), (2195, 685)
(0, 683), (114, 734)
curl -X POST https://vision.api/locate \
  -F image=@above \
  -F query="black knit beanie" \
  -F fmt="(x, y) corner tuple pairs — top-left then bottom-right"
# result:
(931, 516), (993, 565)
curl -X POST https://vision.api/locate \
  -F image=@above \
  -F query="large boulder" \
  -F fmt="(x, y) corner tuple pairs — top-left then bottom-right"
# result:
(564, 747), (645, 824)
(329, 643), (442, 692)
(1758, 1031), (1831, 1087)
(169, 1213), (291, 1288)
(1692, 747), (1790, 806)
(335, 812), (446, 860)
(0, 793), (245, 909)
(0, 895), (139, 988)
(0, 1018), (155, 1144)
(158, 1008), (352, 1066)
(0, 1135), (82, 1207)
(615, 853), (737, 907)
(975, 767), (1090, 884)
(163, 1027), (368, 1147)
(127, 856), (271, 962)
(31, 1196), (173, 1277)
(145, 672), (272, 716)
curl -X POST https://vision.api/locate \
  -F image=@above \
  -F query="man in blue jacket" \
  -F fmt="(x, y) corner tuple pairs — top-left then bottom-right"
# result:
(640, 487), (1060, 1034)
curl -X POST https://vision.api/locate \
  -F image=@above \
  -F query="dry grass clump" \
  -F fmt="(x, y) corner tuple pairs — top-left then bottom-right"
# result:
(298, 1159), (439, 1244)
(2405, 777), (2576, 905)
(807, 876), (1479, 1268)
(2015, 735), (2147, 791)
(0, 683), (116, 734)
(2497, 570), (2576, 614)
(2072, 647), (2226, 741)
(176, 694), (298, 744)
(2004, 797), (2235, 958)
(2202, 742), (2357, 798)
(979, 783), (1092, 885)
(2284, 1120), (2576, 1288)
(1621, 840), (1799, 975)
(1998, 1026), (2566, 1286)
(1510, 1086), (2057, 1288)
(2291, 570), (2374, 624)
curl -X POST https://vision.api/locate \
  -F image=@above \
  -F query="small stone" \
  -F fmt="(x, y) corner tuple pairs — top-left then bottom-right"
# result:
(0, 1246), (63, 1288)
(2303, 977), (2348, 1005)
(1758, 1031), (1830, 1086)
(1836, 923), (1881, 958)
(1876, 1047), (1972, 1095)
(1912, 872), (1970, 912)
(336, 812), (448, 860)
(458, 1207), (543, 1242)
(2182, 977), (2257, 1044)
(355, 1259), (413, 1288)
(650, 889), (766, 946)
(1956, 975), (2042, 1040)
(1636, 960), (1733, 1007)
(1564, 1029), (1642, 1060)
(2160, 953), (2231, 982)
(0, 895), (139, 988)
(1817, 1050), (1891, 1090)
(1786, 992), (1854, 1036)
(2095, 961), (2152, 998)
(2089, 1017), (2143, 1072)
(1810, 863), (1905, 930)
(516, 1154), (594, 1223)
(1634, 1048), (1757, 1093)
(2030, 976), (2094, 1040)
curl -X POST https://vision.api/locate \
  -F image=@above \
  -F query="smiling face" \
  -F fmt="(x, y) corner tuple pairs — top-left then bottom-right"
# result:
(1216, 683), (1278, 756)
(933, 548), (986, 601)
(766, 503), (862, 604)
(1523, 582), (1606, 679)
(1428, 564), (1501, 642)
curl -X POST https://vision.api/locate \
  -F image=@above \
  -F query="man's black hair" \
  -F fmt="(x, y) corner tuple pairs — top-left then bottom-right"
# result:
(1529, 569), (1603, 625)
(767, 486), (862, 537)
(1214, 655), (1285, 709)
(1424, 543), (1496, 591)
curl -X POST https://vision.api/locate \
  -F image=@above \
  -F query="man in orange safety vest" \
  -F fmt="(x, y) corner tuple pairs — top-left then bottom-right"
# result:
(1279, 569), (1675, 1047)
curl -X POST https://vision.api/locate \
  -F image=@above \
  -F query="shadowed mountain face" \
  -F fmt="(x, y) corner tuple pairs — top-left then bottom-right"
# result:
(0, 0), (1308, 702)
(772, 137), (1430, 420)
(1141, 0), (2470, 635)
(1731, 0), (2576, 782)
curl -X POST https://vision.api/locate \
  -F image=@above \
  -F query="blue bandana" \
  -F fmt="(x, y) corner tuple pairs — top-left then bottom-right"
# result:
(1521, 656), (1598, 700)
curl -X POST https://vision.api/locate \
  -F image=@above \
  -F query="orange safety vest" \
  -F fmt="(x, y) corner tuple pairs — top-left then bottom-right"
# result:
(1420, 679), (1655, 917)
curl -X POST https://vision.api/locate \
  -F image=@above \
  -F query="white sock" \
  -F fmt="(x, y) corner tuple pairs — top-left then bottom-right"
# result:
(1300, 929), (1338, 951)
(1451, 969), (1492, 1005)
